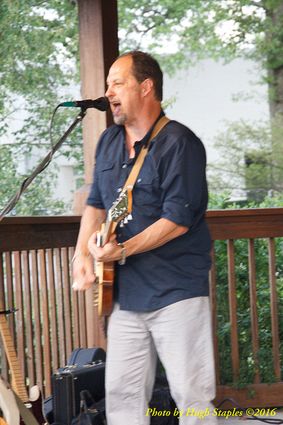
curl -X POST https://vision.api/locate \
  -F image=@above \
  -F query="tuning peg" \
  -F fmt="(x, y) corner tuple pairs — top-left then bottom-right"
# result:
(120, 221), (124, 227)
(123, 217), (128, 224)
(127, 214), (133, 221)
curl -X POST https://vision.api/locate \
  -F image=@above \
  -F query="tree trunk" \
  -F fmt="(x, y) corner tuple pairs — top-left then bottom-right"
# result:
(265, 1), (283, 121)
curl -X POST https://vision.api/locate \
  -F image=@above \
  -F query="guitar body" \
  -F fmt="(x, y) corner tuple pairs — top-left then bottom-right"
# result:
(95, 260), (115, 317)
(94, 189), (130, 317)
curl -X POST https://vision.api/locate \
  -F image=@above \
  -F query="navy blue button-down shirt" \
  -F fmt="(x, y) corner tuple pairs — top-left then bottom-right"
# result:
(87, 117), (211, 312)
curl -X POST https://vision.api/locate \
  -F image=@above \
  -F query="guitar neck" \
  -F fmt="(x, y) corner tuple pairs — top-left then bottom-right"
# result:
(0, 312), (29, 402)
(101, 220), (118, 246)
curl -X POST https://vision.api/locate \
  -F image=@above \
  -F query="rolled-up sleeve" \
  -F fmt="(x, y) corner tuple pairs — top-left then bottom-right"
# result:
(86, 133), (106, 209)
(86, 164), (105, 209)
(160, 134), (207, 228)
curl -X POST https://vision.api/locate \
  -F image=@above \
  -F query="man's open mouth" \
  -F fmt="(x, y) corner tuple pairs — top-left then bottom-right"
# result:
(111, 101), (121, 114)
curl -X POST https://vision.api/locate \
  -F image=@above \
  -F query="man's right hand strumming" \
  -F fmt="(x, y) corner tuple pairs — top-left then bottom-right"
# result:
(72, 206), (106, 291)
(72, 253), (96, 291)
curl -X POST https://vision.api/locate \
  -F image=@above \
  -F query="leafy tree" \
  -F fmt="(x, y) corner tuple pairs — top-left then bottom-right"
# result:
(118, 0), (283, 119)
(1, 0), (283, 215)
(0, 0), (83, 215)
(118, 0), (283, 194)
(208, 118), (283, 200)
(0, 145), (66, 215)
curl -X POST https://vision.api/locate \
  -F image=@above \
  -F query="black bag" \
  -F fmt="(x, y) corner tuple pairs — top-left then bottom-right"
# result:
(148, 360), (178, 425)
(149, 387), (178, 425)
(71, 391), (106, 425)
(67, 348), (106, 366)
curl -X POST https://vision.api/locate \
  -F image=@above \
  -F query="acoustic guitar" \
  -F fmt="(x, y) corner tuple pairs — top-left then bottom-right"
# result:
(94, 188), (131, 317)
(0, 307), (45, 424)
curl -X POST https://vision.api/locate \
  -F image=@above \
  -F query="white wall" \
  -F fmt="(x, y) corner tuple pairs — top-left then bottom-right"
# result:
(163, 59), (269, 164)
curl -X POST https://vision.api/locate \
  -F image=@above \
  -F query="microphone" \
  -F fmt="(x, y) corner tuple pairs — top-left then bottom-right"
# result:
(59, 96), (109, 111)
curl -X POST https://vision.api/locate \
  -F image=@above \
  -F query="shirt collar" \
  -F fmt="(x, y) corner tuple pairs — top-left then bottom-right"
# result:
(139, 109), (165, 147)
(121, 109), (165, 148)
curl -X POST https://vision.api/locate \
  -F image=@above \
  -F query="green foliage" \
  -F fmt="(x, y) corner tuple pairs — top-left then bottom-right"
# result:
(118, 0), (283, 72)
(0, 144), (66, 215)
(215, 236), (283, 386)
(209, 193), (283, 386)
(208, 118), (283, 200)
(118, 0), (283, 119)
(0, 1), (82, 215)
(119, 0), (283, 200)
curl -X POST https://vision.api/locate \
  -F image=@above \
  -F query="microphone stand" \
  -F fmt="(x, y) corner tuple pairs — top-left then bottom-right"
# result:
(0, 107), (87, 222)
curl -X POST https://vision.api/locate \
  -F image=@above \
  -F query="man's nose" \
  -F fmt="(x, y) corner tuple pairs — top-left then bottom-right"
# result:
(105, 85), (114, 98)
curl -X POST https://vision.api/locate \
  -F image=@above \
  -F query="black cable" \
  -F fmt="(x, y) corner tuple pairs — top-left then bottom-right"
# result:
(216, 398), (283, 424)
(49, 104), (61, 149)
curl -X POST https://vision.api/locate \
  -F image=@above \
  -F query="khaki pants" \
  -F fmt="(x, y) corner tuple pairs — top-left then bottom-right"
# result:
(106, 297), (217, 425)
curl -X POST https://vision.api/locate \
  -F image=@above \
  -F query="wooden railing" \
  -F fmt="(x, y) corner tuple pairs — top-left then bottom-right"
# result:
(208, 208), (283, 407)
(0, 216), (105, 398)
(0, 209), (283, 407)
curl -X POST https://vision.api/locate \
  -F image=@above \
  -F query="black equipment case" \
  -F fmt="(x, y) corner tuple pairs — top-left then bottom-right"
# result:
(52, 361), (105, 425)
(44, 347), (106, 424)
(47, 348), (177, 425)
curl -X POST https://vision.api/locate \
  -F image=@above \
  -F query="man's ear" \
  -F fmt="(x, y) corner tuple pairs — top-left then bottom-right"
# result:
(141, 78), (154, 97)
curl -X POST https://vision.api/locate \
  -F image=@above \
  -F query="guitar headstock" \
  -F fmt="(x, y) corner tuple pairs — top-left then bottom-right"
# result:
(108, 190), (130, 224)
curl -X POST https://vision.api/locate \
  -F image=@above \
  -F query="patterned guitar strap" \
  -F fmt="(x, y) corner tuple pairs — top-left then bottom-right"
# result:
(120, 115), (170, 217)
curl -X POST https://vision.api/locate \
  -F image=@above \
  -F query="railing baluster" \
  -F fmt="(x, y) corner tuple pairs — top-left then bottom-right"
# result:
(5, 252), (15, 340)
(70, 247), (80, 349)
(55, 247), (66, 366)
(39, 249), (52, 395)
(61, 247), (72, 358)
(31, 250), (43, 391)
(47, 248), (59, 372)
(14, 251), (26, 382)
(268, 237), (281, 380)
(0, 252), (9, 381)
(22, 250), (35, 388)
(227, 239), (240, 382)
(248, 239), (260, 383)
(79, 289), (87, 348)
(209, 241), (220, 385)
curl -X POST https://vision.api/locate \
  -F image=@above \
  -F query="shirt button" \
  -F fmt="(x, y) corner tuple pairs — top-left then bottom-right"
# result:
(137, 178), (142, 183)
(185, 203), (189, 207)
(122, 164), (127, 169)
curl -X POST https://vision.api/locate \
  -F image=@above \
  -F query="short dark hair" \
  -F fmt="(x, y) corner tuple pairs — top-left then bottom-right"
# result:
(119, 51), (163, 101)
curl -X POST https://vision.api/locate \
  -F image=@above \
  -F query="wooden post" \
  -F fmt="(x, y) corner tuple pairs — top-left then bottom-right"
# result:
(74, 0), (119, 349)
(73, 0), (118, 214)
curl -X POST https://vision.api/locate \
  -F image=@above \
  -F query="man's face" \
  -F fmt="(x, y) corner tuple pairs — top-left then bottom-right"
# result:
(105, 56), (143, 126)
